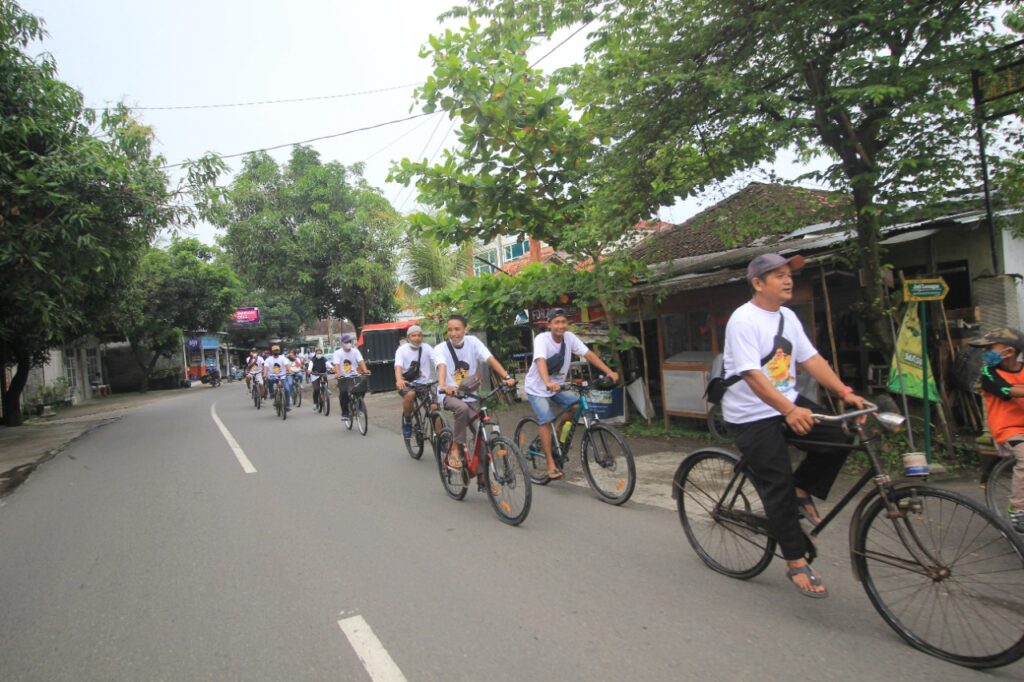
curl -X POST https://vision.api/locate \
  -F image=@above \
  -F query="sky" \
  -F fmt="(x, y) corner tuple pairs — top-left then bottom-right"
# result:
(22, 0), (813, 244)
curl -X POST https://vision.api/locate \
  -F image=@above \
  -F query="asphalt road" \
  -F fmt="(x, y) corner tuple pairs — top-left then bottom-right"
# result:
(0, 387), (1020, 681)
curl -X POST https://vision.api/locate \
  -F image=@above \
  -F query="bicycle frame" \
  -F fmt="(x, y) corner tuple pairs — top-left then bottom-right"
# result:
(548, 386), (598, 459)
(449, 386), (507, 476)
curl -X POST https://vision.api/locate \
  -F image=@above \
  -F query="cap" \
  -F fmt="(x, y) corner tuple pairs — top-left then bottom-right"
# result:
(340, 333), (354, 344)
(968, 327), (1024, 351)
(546, 307), (569, 322)
(406, 324), (423, 336)
(271, 345), (280, 352)
(746, 253), (806, 282)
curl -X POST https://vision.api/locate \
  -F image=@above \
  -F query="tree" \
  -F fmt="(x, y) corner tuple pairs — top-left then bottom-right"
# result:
(401, 233), (470, 292)
(114, 238), (241, 392)
(0, 2), (221, 425)
(213, 146), (403, 328)
(443, 0), (1014, 351)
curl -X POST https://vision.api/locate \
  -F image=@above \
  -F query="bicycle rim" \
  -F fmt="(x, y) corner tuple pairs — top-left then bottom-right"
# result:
(486, 437), (531, 526)
(323, 390), (330, 416)
(514, 417), (550, 485)
(293, 385), (302, 407)
(581, 424), (636, 505)
(356, 400), (368, 435)
(405, 414), (425, 459)
(435, 430), (467, 500)
(676, 450), (775, 579)
(854, 485), (1024, 668)
(985, 456), (1016, 528)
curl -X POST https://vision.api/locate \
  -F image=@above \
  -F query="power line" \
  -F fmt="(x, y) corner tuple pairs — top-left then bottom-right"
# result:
(87, 82), (421, 112)
(159, 112), (435, 169)
(392, 112), (446, 207)
(360, 112), (439, 163)
(530, 21), (593, 67)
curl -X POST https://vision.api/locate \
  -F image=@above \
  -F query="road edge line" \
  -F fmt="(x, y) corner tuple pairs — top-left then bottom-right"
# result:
(210, 403), (257, 474)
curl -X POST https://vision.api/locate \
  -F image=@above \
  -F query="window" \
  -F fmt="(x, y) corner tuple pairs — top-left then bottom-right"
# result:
(503, 238), (529, 262)
(474, 248), (497, 276)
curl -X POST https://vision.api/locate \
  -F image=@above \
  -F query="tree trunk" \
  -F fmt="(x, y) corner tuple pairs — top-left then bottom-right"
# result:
(132, 342), (153, 393)
(851, 184), (894, 357)
(2, 349), (31, 427)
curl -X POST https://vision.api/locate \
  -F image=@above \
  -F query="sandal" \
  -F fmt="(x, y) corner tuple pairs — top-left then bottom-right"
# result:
(547, 469), (564, 480)
(795, 493), (822, 525)
(446, 450), (463, 469)
(786, 564), (828, 599)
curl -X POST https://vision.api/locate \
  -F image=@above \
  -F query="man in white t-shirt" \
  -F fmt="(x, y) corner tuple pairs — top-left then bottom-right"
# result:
(263, 345), (292, 411)
(433, 314), (516, 477)
(721, 253), (864, 599)
(525, 308), (619, 480)
(333, 333), (368, 422)
(395, 325), (435, 439)
(244, 347), (264, 397)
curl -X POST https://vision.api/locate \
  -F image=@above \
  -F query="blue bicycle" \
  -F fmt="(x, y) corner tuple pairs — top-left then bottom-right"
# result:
(514, 381), (636, 505)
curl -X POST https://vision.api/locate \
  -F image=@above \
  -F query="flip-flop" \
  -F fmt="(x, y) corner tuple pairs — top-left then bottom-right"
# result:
(786, 564), (828, 599)
(547, 469), (564, 480)
(795, 494), (822, 525)
(446, 452), (463, 469)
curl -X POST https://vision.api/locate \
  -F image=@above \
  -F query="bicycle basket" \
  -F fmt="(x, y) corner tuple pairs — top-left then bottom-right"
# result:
(351, 375), (369, 394)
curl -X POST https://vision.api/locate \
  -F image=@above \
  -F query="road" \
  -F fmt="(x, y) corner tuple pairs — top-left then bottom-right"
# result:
(0, 387), (1019, 680)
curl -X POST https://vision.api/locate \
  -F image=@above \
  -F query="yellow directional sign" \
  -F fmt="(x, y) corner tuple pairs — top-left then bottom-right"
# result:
(903, 278), (949, 302)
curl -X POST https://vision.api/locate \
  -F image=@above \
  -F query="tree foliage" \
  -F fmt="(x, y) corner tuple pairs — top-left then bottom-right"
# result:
(0, 1), (221, 425)
(401, 232), (469, 292)
(213, 146), (403, 329)
(114, 238), (242, 391)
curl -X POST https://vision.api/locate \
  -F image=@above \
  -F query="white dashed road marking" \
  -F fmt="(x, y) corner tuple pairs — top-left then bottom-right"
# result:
(338, 615), (408, 682)
(210, 403), (257, 474)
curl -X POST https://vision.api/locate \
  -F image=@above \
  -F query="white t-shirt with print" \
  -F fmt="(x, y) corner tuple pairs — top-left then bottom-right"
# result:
(432, 335), (492, 401)
(721, 301), (817, 424)
(332, 348), (364, 377)
(265, 354), (288, 378)
(246, 355), (264, 374)
(395, 342), (434, 383)
(525, 331), (590, 398)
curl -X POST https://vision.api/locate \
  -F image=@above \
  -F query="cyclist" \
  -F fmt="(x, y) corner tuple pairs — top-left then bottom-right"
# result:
(525, 307), (619, 480)
(263, 345), (292, 412)
(286, 349), (304, 384)
(433, 314), (516, 483)
(971, 327), (1024, 534)
(307, 346), (334, 411)
(245, 347), (265, 397)
(395, 325), (436, 438)
(721, 253), (864, 598)
(333, 333), (368, 423)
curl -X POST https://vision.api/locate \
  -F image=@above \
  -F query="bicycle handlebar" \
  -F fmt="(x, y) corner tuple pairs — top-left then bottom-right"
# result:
(810, 401), (878, 423)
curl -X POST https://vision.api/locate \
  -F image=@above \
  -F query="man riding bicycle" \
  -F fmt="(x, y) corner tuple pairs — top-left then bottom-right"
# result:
(721, 253), (864, 598)
(245, 347), (265, 397)
(307, 347), (334, 411)
(972, 327), (1024, 534)
(333, 333), (368, 423)
(263, 345), (292, 412)
(395, 325), (436, 438)
(524, 308), (619, 480)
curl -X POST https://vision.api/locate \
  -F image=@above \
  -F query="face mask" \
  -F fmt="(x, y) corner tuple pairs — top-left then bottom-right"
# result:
(983, 350), (1008, 367)
(408, 342), (421, 350)
(315, 353), (323, 359)
(342, 343), (352, 351)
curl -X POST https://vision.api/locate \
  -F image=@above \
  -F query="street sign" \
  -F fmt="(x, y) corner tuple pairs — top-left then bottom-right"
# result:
(903, 278), (949, 302)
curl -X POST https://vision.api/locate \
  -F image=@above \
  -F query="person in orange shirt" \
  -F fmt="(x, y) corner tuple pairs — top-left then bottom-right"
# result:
(972, 327), (1024, 534)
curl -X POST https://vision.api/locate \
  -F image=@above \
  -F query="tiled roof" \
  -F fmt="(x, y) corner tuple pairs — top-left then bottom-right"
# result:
(502, 246), (557, 275)
(632, 182), (849, 265)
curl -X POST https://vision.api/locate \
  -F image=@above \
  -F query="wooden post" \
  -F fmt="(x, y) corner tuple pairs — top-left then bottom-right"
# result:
(818, 265), (840, 413)
(637, 299), (653, 425)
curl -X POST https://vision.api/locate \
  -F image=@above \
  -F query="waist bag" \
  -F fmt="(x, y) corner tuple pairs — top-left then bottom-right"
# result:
(545, 339), (566, 378)
(401, 346), (422, 381)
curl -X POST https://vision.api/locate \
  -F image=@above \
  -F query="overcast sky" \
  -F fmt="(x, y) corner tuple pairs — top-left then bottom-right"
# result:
(23, 0), (812, 244)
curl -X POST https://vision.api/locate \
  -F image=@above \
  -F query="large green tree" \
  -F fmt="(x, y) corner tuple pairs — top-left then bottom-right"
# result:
(401, 232), (470, 292)
(437, 0), (1015, 351)
(113, 238), (241, 392)
(213, 146), (402, 328)
(0, 2), (219, 425)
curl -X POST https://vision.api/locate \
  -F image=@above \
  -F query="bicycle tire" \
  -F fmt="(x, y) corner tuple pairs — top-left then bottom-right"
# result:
(405, 413), (425, 459)
(322, 387), (330, 416)
(280, 390), (287, 420)
(581, 423), (636, 505)
(675, 449), (775, 579)
(984, 456), (1016, 527)
(355, 397), (368, 435)
(253, 386), (261, 410)
(854, 485), (1024, 668)
(513, 417), (551, 485)
(428, 410), (444, 460)
(435, 429), (468, 500)
(706, 403), (730, 443)
(292, 382), (302, 408)
(485, 437), (532, 526)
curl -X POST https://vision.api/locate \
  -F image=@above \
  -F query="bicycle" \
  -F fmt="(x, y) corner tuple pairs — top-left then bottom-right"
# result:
(673, 401), (1024, 668)
(289, 372), (303, 408)
(267, 375), (289, 420)
(339, 374), (369, 435)
(982, 453), (1019, 527)
(311, 372), (331, 416)
(514, 380), (636, 505)
(249, 374), (262, 410)
(436, 384), (532, 526)
(403, 381), (443, 460)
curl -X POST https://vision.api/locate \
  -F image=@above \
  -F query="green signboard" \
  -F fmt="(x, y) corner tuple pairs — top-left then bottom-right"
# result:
(903, 278), (949, 302)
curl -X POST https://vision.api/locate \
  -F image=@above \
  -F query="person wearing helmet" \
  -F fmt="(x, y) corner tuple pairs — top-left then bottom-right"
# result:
(263, 344), (292, 412)
(971, 327), (1024, 534)
(524, 307), (619, 480)
(333, 333), (368, 422)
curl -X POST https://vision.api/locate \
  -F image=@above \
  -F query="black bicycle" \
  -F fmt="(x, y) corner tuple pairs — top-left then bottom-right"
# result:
(673, 402), (1024, 668)
(403, 381), (443, 460)
(290, 373), (303, 408)
(268, 375), (289, 421)
(514, 381), (636, 505)
(311, 372), (331, 416)
(339, 374), (369, 436)
(249, 374), (261, 410)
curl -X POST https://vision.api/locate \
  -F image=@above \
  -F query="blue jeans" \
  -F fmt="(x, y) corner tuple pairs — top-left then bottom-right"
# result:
(527, 391), (579, 425)
(267, 375), (292, 407)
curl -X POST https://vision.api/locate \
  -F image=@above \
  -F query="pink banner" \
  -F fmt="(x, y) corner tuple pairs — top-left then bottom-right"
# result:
(231, 307), (260, 326)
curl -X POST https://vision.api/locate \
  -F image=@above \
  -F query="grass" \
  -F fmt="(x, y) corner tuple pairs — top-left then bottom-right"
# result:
(622, 418), (715, 443)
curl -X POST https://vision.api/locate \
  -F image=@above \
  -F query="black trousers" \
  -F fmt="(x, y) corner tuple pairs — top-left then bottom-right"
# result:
(725, 395), (852, 561)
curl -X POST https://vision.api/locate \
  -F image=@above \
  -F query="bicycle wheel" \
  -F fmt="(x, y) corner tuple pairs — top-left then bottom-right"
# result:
(322, 387), (330, 416)
(854, 485), (1024, 668)
(281, 391), (287, 420)
(253, 386), (261, 410)
(428, 411), (444, 460)
(485, 437), (532, 526)
(706, 403), (730, 443)
(355, 397), (368, 435)
(580, 423), (636, 505)
(405, 412), (425, 459)
(292, 382), (302, 408)
(675, 449), (775, 579)
(514, 417), (551, 485)
(984, 456), (1017, 527)
(435, 429), (468, 500)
